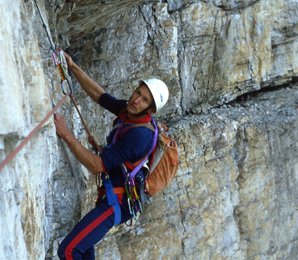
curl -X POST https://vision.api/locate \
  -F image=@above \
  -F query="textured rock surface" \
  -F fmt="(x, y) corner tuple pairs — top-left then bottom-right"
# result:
(0, 0), (297, 259)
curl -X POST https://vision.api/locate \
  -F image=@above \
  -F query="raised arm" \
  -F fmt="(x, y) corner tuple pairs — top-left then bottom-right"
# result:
(64, 52), (105, 103)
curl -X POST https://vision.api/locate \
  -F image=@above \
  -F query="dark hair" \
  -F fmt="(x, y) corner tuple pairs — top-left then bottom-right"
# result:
(149, 100), (157, 113)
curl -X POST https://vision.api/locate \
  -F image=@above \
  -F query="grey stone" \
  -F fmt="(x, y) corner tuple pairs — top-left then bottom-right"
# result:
(0, 0), (297, 259)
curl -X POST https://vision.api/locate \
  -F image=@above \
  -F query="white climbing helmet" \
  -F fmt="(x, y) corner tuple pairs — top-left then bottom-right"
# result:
(140, 78), (169, 112)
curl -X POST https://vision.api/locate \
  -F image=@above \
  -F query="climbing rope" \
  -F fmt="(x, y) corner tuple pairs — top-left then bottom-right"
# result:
(33, 0), (100, 153)
(51, 47), (100, 153)
(0, 94), (69, 172)
(0, 1), (100, 172)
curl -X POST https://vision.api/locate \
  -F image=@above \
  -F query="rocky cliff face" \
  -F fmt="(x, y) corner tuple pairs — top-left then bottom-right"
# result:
(0, 0), (297, 259)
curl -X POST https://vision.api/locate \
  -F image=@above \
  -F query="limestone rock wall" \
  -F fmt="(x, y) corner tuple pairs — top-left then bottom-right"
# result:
(0, 0), (297, 259)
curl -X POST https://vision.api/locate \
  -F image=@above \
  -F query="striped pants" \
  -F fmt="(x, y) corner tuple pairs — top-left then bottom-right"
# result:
(57, 195), (132, 260)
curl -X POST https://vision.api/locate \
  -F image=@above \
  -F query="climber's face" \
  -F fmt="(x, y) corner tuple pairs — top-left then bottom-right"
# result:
(127, 84), (155, 116)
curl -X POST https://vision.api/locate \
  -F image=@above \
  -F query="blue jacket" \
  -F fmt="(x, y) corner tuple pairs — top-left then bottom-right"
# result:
(98, 93), (154, 187)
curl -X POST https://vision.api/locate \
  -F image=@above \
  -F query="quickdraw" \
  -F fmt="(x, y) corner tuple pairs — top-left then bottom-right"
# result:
(33, 0), (100, 154)
(114, 120), (159, 219)
(51, 48), (73, 95)
(33, 0), (72, 94)
(122, 165), (143, 218)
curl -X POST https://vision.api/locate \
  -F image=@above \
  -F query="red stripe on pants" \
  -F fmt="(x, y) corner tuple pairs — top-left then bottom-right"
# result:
(65, 207), (114, 260)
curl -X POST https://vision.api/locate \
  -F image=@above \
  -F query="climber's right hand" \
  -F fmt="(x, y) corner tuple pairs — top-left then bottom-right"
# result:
(63, 51), (75, 70)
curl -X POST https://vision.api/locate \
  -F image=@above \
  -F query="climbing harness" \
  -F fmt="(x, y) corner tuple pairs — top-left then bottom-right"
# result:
(111, 118), (178, 218)
(101, 174), (122, 225)
(111, 120), (159, 218)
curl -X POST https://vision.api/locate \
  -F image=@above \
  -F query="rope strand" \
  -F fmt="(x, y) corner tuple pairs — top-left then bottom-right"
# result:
(0, 93), (69, 172)
(69, 94), (100, 153)
(0, 0), (100, 172)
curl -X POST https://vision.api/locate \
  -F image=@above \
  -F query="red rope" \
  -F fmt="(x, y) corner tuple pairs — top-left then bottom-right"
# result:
(0, 94), (69, 172)
(69, 94), (100, 153)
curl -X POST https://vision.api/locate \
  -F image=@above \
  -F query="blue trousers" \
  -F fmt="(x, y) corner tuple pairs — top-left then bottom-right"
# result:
(57, 194), (132, 260)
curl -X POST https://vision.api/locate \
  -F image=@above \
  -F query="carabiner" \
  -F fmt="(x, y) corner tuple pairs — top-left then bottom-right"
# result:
(51, 49), (72, 95)
(127, 197), (135, 217)
(61, 77), (72, 95)
(136, 198), (143, 213)
(132, 186), (139, 200)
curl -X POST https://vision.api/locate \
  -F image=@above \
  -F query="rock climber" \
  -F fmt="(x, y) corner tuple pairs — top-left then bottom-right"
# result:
(54, 52), (169, 259)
